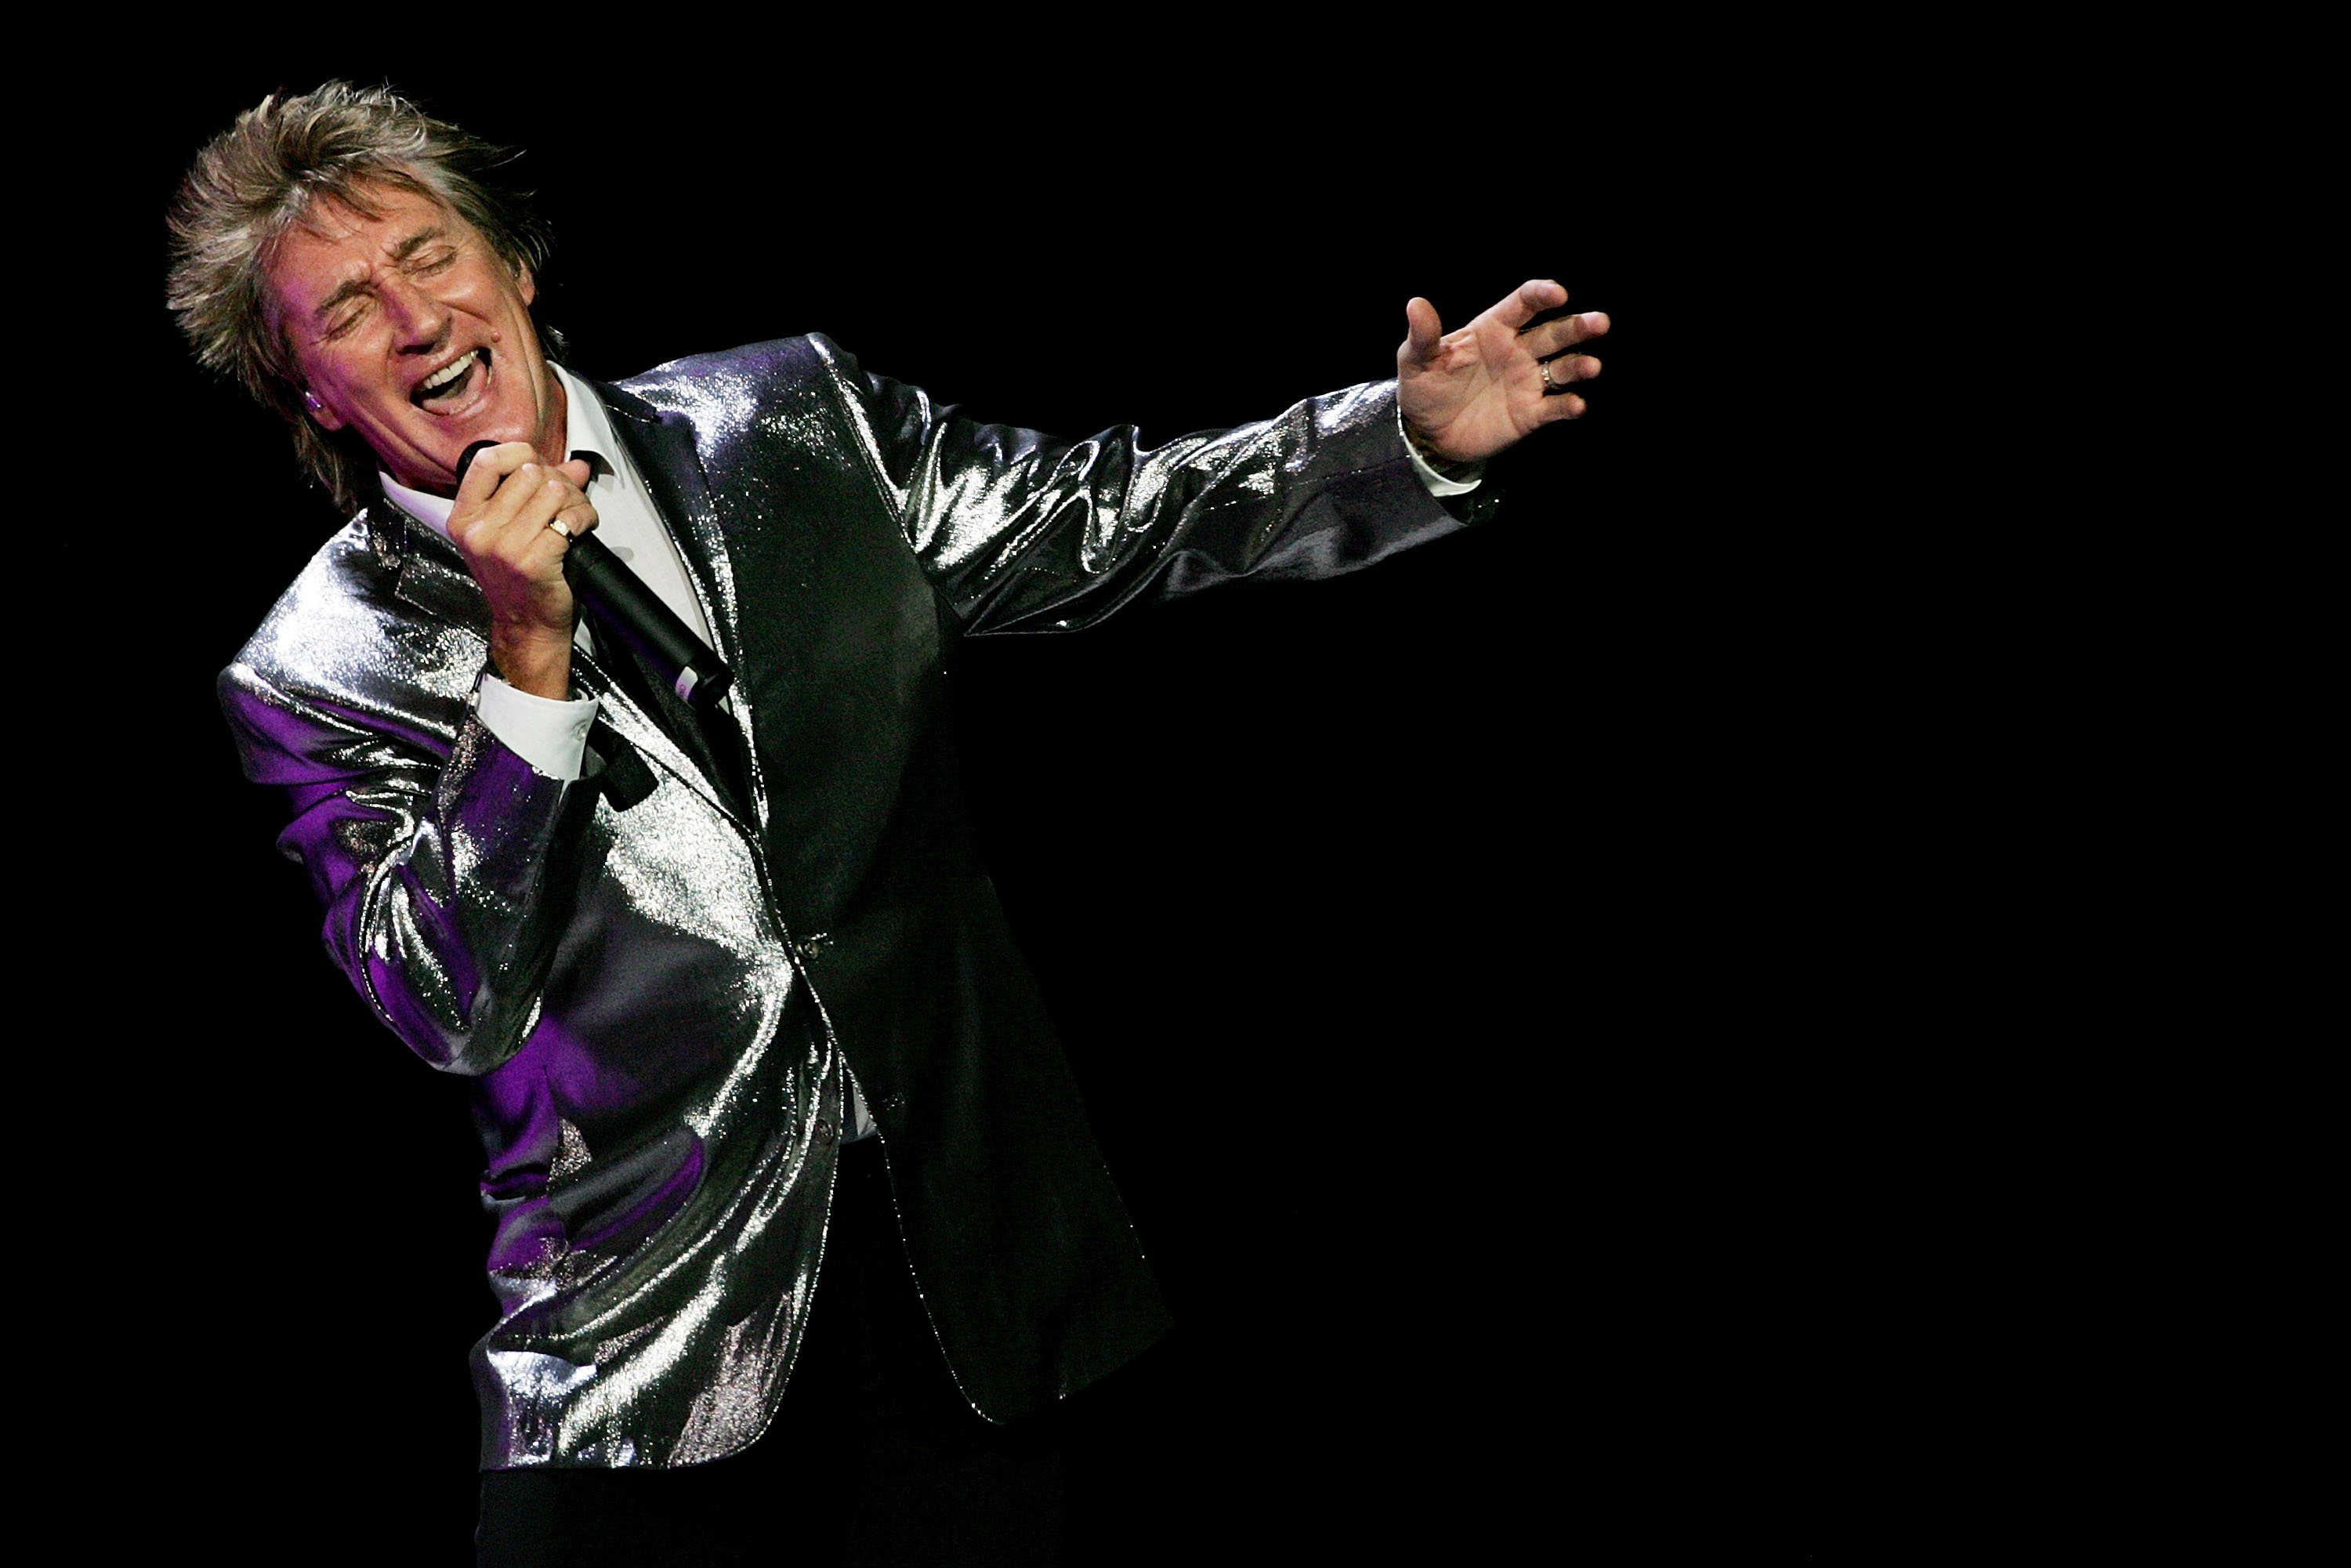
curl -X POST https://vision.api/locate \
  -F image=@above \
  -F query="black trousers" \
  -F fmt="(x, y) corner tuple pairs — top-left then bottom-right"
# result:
(476, 1138), (1070, 1567)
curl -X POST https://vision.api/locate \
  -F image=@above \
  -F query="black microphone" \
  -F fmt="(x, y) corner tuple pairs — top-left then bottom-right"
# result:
(457, 440), (734, 708)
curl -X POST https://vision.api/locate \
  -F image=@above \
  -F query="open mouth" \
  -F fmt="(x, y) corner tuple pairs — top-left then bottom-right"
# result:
(414, 346), (488, 412)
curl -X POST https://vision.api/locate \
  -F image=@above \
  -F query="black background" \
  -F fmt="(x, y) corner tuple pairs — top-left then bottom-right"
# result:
(62, 42), (1923, 1563)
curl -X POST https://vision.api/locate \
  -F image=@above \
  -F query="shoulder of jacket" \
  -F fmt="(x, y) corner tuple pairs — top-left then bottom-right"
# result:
(592, 337), (884, 473)
(610, 335), (858, 411)
(219, 509), (422, 703)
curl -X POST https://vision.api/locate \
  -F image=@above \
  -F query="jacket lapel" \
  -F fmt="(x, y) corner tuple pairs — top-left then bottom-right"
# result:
(592, 385), (744, 689)
(371, 502), (485, 633)
(593, 381), (765, 824)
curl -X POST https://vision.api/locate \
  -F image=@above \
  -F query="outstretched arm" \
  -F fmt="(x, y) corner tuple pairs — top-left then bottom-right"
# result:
(1397, 278), (1610, 464)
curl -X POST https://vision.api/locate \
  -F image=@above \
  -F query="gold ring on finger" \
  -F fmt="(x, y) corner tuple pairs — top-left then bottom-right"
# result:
(547, 518), (574, 540)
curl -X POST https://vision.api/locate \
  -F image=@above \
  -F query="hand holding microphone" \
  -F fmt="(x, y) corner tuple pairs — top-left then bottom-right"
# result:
(455, 440), (734, 708)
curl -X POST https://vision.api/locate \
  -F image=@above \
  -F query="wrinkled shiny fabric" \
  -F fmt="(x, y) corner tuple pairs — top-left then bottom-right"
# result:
(221, 335), (1489, 1469)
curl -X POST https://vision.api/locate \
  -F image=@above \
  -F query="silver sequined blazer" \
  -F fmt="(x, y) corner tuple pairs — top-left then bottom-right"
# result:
(221, 335), (1482, 1469)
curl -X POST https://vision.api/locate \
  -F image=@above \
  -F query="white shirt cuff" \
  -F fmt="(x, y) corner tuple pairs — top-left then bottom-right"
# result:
(1398, 409), (1483, 497)
(474, 675), (599, 780)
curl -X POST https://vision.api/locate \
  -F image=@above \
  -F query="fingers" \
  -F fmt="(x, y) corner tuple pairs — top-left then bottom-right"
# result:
(1487, 277), (1570, 333)
(451, 440), (536, 509)
(1522, 309), (1610, 359)
(1541, 390), (1590, 420)
(452, 451), (597, 551)
(1539, 349), (1603, 389)
(448, 450), (600, 641)
(1526, 306), (1604, 419)
(540, 459), (600, 541)
(543, 482), (600, 542)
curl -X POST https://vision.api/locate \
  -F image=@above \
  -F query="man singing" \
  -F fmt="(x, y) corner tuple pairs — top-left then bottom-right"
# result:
(173, 81), (1607, 1565)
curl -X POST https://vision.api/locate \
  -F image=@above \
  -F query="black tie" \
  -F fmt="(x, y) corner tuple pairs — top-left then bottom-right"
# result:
(586, 612), (755, 818)
(565, 450), (755, 817)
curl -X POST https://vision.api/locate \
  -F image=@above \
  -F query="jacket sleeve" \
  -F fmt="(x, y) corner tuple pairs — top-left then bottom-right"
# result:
(220, 636), (585, 1077)
(814, 336), (1492, 636)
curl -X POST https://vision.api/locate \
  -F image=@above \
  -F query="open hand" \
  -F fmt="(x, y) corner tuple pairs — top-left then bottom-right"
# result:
(1397, 279), (1609, 465)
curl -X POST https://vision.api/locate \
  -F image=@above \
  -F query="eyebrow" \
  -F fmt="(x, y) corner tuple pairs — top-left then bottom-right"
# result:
(310, 226), (455, 324)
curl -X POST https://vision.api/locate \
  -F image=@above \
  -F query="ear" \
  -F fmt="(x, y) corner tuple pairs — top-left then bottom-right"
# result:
(518, 262), (537, 308)
(303, 389), (346, 433)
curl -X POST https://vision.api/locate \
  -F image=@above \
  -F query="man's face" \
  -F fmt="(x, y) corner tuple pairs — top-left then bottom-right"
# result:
(266, 182), (562, 496)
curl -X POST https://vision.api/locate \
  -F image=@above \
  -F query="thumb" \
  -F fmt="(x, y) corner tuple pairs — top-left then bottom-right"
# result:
(1399, 296), (1444, 367)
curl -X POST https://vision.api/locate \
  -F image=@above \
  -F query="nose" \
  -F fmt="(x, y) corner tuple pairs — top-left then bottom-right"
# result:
(382, 271), (451, 353)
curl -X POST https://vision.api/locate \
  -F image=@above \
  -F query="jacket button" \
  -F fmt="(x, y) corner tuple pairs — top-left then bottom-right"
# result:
(798, 932), (831, 962)
(814, 1117), (836, 1146)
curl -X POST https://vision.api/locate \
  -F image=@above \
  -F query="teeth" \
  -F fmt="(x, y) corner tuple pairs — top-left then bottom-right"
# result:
(419, 349), (480, 393)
